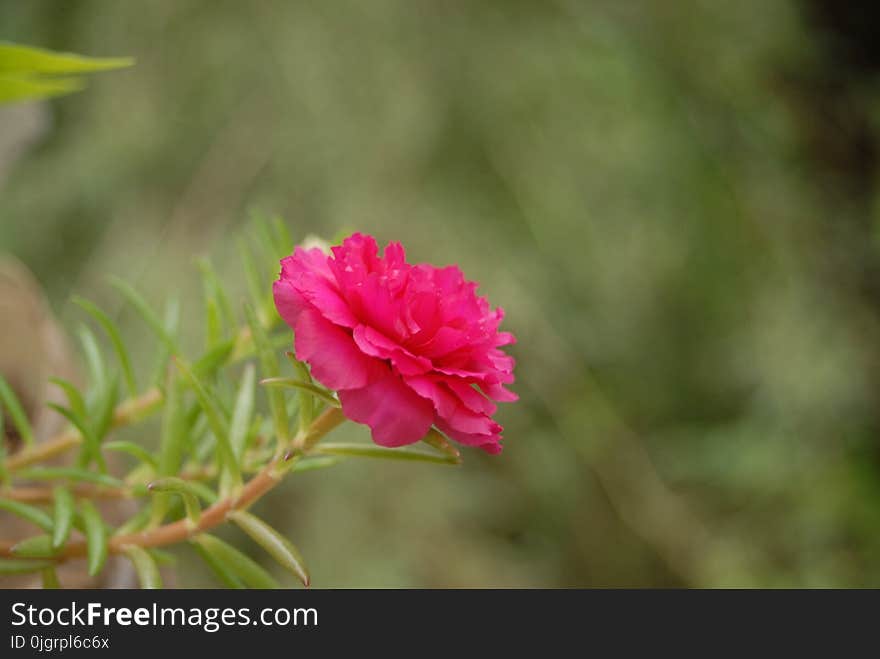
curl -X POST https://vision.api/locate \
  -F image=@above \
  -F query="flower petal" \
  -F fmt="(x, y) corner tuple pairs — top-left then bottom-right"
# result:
(273, 278), (308, 330)
(435, 418), (503, 454)
(338, 372), (435, 447)
(294, 309), (383, 390)
(352, 325), (432, 376)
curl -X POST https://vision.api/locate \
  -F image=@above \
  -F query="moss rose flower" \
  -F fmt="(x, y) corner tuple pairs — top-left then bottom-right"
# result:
(273, 233), (516, 454)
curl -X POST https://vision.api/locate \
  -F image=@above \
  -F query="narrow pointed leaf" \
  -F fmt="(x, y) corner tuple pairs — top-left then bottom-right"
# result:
(238, 240), (266, 320)
(229, 510), (309, 587)
(260, 377), (339, 408)
(47, 403), (98, 456)
(230, 363), (256, 460)
(0, 410), (7, 486)
(314, 442), (459, 465)
(198, 258), (235, 343)
(154, 370), (185, 529)
(244, 303), (288, 446)
(11, 534), (55, 558)
(0, 374), (35, 449)
(109, 277), (177, 352)
(16, 466), (124, 488)
(92, 374), (119, 445)
(46, 394), (112, 472)
(283, 352), (318, 430)
(48, 377), (87, 420)
(148, 548), (177, 566)
(122, 545), (162, 589)
(41, 567), (60, 589)
(103, 441), (158, 470)
(190, 537), (244, 589)
(80, 501), (108, 577)
(194, 340), (235, 378)
(151, 296), (180, 385)
(192, 533), (278, 589)
(175, 358), (240, 491)
(290, 455), (343, 472)
(421, 429), (462, 463)
(158, 371), (186, 477)
(0, 499), (53, 532)
(147, 477), (202, 524)
(0, 42), (133, 75)
(0, 558), (54, 575)
(113, 504), (152, 536)
(73, 296), (138, 396)
(51, 487), (75, 550)
(0, 74), (83, 103)
(77, 325), (106, 401)
(270, 216), (294, 256)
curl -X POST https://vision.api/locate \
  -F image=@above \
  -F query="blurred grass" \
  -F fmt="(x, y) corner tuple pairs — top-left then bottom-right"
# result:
(2, 0), (880, 586)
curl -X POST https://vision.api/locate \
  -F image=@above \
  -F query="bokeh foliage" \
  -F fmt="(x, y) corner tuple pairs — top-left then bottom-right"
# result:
(2, 1), (880, 586)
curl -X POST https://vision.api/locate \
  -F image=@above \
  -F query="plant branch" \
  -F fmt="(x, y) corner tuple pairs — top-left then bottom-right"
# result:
(2, 484), (133, 503)
(3, 322), (281, 475)
(0, 407), (346, 561)
(6, 387), (163, 472)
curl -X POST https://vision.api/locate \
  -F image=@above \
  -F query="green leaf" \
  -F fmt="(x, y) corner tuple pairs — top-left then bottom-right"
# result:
(244, 303), (288, 446)
(291, 354), (318, 429)
(175, 358), (241, 492)
(0, 558), (54, 574)
(92, 374), (119, 448)
(229, 510), (309, 587)
(77, 324), (107, 401)
(158, 371), (186, 477)
(151, 296), (180, 385)
(109, 276), (177, 353)
(16, 466), (124, 488)
(198, 258), (235, 345)
(103, 441), (158, 470)
(0, 42), (133, 75)
(290, 455), (343, 473)
(238, 240), (267, 321)
(0, 73), (83, 103)
(152, 371), (186, 527)
(192, 534), (279, 589)
(41, 567), (60, 589)
(260, 377), (339, 408)
(0, 499), (53, 532)
(147, 477), (202, 525)
(185, 480), (219, 504)
(0, 373), (35, 449)
(190, 537), (244, 588)
(113, 504), (152, 536)
(11, 535), (55, 558)
(270, 216), (294, 256)
(80, 501), (108, 577)
(314, 442), (460, 465)
(122, 545), (162, 589)
(48, 377), (87, 420)
(230, 363), (256, 460)
(148, 548), (177, 566)
(421, 429), (462, 463)
(0, 410), (7, 486)
(51, 487), (75, 550)
(193, 339), (235, 377)
(51, 378), (114, 471)
(253, 213), (289, 262)
(46, 403), (100, 466)
(204, 296), (222, 347)
(73, 296), (138, 396)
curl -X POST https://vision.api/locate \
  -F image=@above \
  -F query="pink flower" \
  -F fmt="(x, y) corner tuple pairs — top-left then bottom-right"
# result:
(273, 233), (517, 454)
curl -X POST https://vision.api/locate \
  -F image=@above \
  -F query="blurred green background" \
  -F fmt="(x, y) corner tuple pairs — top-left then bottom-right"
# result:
(2, 0), (880, 587)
